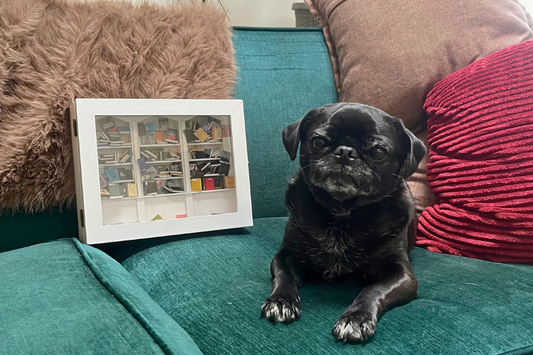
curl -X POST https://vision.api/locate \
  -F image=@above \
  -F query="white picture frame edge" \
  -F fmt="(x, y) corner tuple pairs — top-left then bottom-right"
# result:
(70, 98), (253, 245)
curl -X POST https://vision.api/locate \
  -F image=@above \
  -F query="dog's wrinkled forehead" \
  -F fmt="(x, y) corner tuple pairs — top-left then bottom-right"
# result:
(301, 103), (395, 141)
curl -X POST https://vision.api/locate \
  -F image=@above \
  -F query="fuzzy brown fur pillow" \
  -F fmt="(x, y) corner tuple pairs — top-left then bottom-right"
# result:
(0, 0), (235, 212)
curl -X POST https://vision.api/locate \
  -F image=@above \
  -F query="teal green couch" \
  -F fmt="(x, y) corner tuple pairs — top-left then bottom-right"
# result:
(2, 27), (533, 355)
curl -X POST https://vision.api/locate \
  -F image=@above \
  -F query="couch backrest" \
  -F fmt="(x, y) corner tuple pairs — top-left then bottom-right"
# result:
(0, 27), (337, 253)
(232, 27), (338, 218)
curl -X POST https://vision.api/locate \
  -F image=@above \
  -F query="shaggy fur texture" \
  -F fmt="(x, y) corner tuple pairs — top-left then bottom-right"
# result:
(0, 0), (235, 213)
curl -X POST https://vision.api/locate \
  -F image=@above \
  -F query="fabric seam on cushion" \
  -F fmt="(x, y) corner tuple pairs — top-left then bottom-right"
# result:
(71, 238), (180, 355)
(232, 26), (322, 32)
(498, 344), (533, 355)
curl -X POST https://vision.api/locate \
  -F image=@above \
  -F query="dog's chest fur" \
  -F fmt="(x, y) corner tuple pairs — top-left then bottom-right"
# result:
(301, 217), (378, 280)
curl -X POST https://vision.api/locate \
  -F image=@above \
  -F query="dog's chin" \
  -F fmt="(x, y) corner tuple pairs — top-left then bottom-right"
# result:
(308, 169), (374, 203)
(321, 173), (362, 201)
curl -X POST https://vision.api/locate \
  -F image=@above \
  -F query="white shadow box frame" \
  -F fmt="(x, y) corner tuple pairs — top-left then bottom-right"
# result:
(70, 98), (252, 244)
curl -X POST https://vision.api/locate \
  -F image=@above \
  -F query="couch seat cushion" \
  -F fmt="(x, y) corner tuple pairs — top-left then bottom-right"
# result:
(118, 217), (533, 355)
(0, 238), (202, 355)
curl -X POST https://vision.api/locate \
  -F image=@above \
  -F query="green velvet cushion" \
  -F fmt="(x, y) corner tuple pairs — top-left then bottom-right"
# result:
(0, 238), (202, 355)
(232, 27), (338, 218)
(118, 217), (533, 355)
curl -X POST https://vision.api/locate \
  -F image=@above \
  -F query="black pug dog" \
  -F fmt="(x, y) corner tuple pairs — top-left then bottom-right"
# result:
(261, 103), (426, 343)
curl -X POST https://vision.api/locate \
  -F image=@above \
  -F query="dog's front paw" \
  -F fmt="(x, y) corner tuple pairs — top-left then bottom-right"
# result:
(261, 294), (301, 323)
(332, 310), (377, 343)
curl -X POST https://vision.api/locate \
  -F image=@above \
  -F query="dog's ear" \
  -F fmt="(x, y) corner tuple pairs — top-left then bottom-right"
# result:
(283, 107), (328, 160)
(400, 126), (427, 179)
(282, 119), (302, 161)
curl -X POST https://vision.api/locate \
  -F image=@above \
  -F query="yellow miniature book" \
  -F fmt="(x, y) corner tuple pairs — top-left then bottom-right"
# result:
(151, 214), (164, 221)
(191, 178), (202, 191)
(212, 126), (222, 140)
(224, 176), (236, 189)
(193, 127), (209, 142)
(127, 183), (137, 197)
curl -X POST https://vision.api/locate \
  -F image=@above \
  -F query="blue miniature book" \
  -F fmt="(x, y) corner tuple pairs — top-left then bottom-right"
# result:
(137, 158), (148, 172)
(104, 168), (119, 182)
(144, 121), (158, 134)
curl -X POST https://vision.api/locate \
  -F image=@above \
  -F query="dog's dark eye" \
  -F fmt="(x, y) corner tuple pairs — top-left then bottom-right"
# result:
(312, 137), (327, 150)
(370, 147), (387, 161)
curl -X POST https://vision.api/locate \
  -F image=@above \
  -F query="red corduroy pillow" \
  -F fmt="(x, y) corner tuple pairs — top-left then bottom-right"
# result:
(416, 40), (533, 264)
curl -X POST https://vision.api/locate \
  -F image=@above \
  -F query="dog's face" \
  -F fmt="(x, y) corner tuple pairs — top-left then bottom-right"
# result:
(283, 103), (426, 204)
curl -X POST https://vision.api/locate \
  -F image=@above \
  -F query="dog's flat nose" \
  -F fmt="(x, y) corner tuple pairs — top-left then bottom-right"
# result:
(333, 145), (357, 160)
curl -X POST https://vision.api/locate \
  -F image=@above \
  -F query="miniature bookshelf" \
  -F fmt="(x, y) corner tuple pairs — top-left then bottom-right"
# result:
(71, 99), (252, 244)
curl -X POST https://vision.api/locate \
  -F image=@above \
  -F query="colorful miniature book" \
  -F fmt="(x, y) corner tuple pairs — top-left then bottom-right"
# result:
(104, 168), (119, 182)
(107, 184), (122, 196)
(155, 130), (165, 143)
(193, 127), (209, 142)
(220, 150), (231, 163)
(191, 178), (202, 191)
(214, 176), (223, 189)
(127, 183), (137, 197)
(212, 126), (222, 140)
(166, 128), (178, 142)
(219, 161), (230, 176)
(137, 158), (148, 172)
(100, 117), (116, 133)
(158, 117), (169, 130)
(183, 128), (197, 142)
(144, 121), (158, 134)
(204, 177), (215, 191)
(224, 176), (236, 189)
(117, 168), (133, 180)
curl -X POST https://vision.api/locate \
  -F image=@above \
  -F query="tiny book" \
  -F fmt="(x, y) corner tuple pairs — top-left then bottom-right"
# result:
(214, 176), (223, 189)
(224, 176), (236, 189)
(158, 117), (169, 130)
(127, 183), (138, 197)
(144, 181), (158, 195)
(100, 117), (116, 133)
(144, 121), (158, 134)
(120, 149), (130, 160)
(219, 161), (230, 176)
(155, 130), (165, 143)
(220, 150), (231, 163)
(182, 128), (196, 142)
(104, 168), (119, 182)
(212, 126), (222, 140)
(137, 122), (147, 136)
(166, 128), (177, 142)
(108, 184), (122, 196)
(117, 168), (133, 180)
(137, 158), (148, 172)
(193, 127), (209, 142)
(204, 177), (215, 191)
(192, 151), (208, 159)
(191, 178), (202, 192)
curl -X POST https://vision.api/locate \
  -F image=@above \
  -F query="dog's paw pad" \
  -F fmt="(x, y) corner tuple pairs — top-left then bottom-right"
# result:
(332, 312), (376, 343)
(261, 294), (301, 323)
